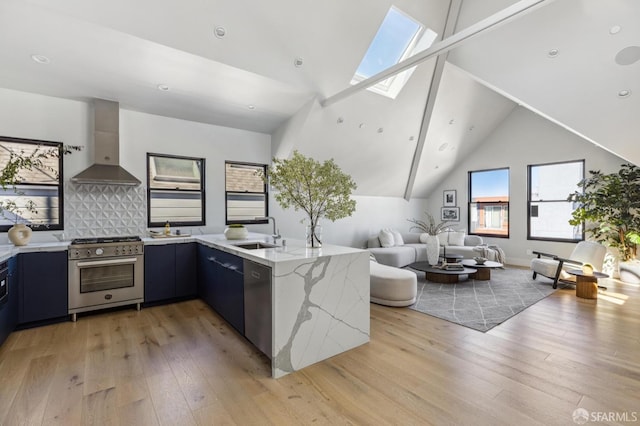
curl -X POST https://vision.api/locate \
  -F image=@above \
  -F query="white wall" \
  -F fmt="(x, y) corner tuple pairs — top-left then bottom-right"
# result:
(0, 88), (93, 177)
(0, 89), (271, 242)
(120, 109), (271, 234)
(249, 195), (428, 248)
(0, 88), (423, 248)
(425, 106), (627, 266)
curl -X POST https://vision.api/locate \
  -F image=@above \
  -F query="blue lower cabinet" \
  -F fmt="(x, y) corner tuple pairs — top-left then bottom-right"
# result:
(0, 257), (18, 346)
(197, 245), (244, 334)
(175, 243), (197, 298)
(215, 250), (244, 334)
(19, 251), (68, 324)
(144, 245), (177, 303)
(197, 245), (217, 309)
(145, 243), (198, 304)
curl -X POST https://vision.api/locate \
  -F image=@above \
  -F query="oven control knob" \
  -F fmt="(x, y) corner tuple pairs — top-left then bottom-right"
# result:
(74, 250), (80, 257)
(86, 250), (91, 257)
(95, 248), (104, 256)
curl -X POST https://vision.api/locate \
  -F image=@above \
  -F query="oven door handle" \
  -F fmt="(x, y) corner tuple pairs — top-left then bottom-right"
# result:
(76, 257), (138, 268)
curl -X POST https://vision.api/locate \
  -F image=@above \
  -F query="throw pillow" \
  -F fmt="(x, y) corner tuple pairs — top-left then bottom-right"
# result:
(378, 229), (395, 248)
(437, 232), (449, 247)
(419, 233), (429, 243)
(391, 230), (404, 246)
(449, 231), (466, 246)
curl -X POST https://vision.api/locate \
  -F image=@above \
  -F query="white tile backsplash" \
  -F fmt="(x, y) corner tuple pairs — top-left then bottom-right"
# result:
(64, 183), (147, 238)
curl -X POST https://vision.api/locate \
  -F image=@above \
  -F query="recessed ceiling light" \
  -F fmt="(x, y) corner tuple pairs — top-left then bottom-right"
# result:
(31, 54), (50, 64)
(248, 104), (256, 110)
(610, 25), (621, 35)
(336, 117), (344, 124)
(547, 48), (559, 58)
(359, 123), (365, 129)
(214, 26), (226, 39)
(409, 136), (414, 141)
(377, 128), (384, 133)
(157, 84), (170, 91)
(438, 143), (449, 151)
(618, 90), (631, 98)
(294, 57), (304, 68)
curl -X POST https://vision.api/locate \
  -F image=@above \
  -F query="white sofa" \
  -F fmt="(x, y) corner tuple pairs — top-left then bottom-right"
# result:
(437, 230), (484, 259)
(367, 232), (484, 268)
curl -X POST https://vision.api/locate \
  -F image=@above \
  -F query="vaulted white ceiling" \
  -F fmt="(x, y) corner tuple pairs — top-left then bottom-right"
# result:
(0, 0), (637, 198)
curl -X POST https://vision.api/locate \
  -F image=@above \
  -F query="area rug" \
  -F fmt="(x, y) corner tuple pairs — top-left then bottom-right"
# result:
(408, 267), (562, 332)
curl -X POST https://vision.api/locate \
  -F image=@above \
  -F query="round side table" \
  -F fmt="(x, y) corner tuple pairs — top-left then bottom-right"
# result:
(566, 269), (609, 299)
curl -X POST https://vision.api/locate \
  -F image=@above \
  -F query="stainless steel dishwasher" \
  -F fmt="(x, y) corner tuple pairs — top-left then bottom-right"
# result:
(243, 259), (272, 359)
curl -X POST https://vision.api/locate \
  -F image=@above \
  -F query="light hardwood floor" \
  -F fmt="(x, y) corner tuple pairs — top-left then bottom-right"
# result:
(0, 274), (638, 425)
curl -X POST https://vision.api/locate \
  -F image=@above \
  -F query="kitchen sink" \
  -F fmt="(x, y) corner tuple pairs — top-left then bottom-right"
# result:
(232, 242), (277, 250)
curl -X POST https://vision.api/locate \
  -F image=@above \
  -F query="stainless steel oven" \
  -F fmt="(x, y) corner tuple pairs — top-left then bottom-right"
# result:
(68, 236), (144, 321)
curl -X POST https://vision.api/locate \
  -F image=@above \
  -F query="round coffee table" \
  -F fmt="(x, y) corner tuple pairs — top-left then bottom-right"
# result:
(409, 261), (476, 284)
(460, 259), (503, 280)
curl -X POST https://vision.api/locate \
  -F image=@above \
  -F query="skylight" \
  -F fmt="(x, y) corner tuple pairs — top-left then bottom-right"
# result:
(352, 6), (437, 99)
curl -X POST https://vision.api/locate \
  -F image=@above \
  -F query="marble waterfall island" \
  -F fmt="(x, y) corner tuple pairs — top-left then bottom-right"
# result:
(271, 249), (370, 378)
(198, 234), (370, 378)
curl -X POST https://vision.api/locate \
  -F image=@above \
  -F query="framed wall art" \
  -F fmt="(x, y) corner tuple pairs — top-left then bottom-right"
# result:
(441, 207), (460, 221)
(443, 189), (456, 207)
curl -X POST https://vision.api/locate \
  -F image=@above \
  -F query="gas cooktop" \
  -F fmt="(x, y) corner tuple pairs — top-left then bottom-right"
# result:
(70, 236), (142, 245)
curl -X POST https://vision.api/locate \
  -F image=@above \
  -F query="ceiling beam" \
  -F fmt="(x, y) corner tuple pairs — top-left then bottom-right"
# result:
(321, 0), (554, 108)
(403, 0), (461, 201)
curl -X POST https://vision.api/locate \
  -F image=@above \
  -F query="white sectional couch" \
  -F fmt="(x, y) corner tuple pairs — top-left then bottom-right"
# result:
(367, 231), (485, 268)
(437, 230), (484, 259)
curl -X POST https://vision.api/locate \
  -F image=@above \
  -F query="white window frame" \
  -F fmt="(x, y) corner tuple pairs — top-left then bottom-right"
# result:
(528, 160), (584, 242)
(351, 6), (438, 99)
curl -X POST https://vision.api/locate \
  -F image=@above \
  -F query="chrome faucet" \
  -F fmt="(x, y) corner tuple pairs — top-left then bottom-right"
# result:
(256, 216), (281, 244)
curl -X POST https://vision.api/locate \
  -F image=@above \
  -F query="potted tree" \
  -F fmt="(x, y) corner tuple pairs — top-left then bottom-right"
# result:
(568, 163), (640, 281)
(262, 151), (356, 248)
(1, 142), (81, 245)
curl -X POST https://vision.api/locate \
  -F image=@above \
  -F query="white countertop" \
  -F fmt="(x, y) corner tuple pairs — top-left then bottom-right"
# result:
(0, 233), (365, 266)
(194, 233), (365, 267)
(0, 241), (70, 262)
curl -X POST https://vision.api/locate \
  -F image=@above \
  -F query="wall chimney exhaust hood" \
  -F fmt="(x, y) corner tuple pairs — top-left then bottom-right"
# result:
(71, 99), (141, 186)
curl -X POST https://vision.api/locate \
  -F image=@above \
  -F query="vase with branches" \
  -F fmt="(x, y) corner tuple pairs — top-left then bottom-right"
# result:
(407, 212), (452, 265)
(407, 211), (452, 235)
(261, 151), (356, 248)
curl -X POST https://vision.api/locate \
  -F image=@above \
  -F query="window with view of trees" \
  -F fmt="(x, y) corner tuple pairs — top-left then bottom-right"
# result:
(528, 160), (584, 241)
(225, 161), (268, 224)
(0, 137), (64, 231)
(468, 168), (510, 238)
(147, 153), (205, 227)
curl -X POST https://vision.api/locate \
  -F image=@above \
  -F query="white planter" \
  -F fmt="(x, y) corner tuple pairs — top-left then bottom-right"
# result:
(8, 223), (32, 246)
(224, 226), (248, 240)
(425, 234), (440, 265)
(619, 260), (640, 284)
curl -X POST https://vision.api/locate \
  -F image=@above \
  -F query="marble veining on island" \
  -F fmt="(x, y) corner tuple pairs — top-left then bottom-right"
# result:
(196, 233), (370, 378)
(272, 250), (370, 378)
